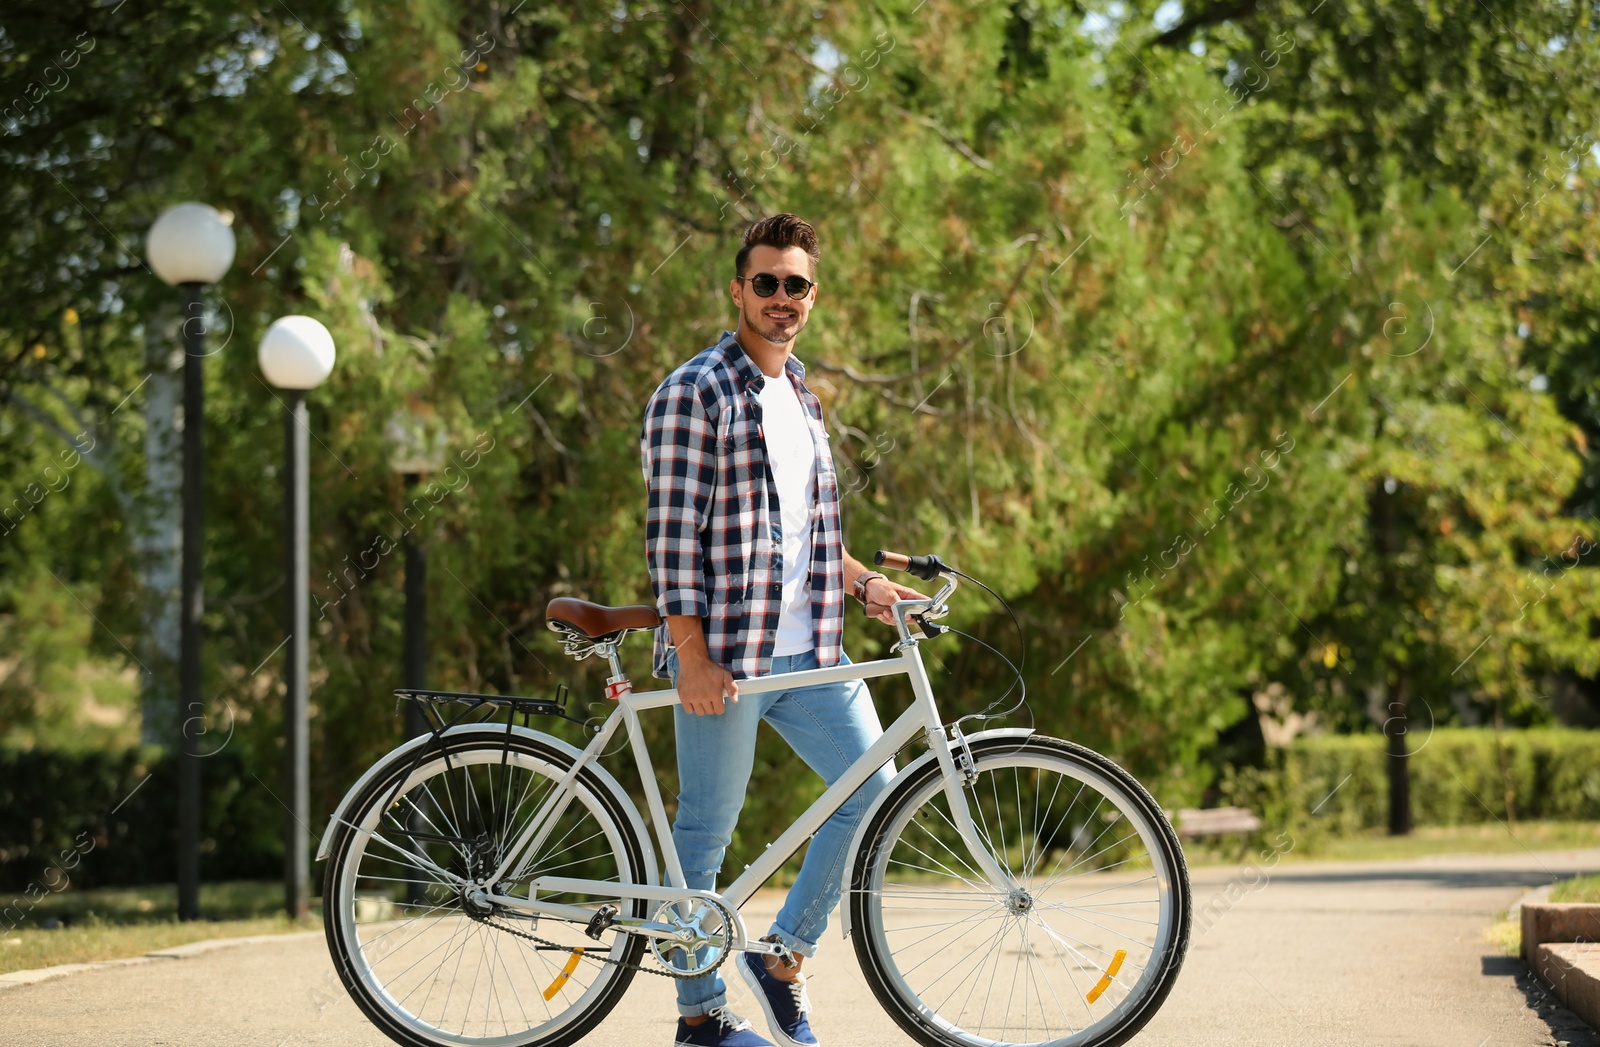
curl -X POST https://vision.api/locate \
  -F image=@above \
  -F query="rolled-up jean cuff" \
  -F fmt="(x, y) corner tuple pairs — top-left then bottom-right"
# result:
(678, 988), (729, 1017)
(766, 923), (819, 959)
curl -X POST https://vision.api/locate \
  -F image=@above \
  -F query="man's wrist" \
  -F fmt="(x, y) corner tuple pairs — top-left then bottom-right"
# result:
(665, 613), (712, 664)
(672, 636), (712, 664)
(678, 649), (712, 669)
(853, 570), (886, 604)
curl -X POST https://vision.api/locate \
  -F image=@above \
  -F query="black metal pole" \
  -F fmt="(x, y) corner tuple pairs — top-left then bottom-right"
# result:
(1385, 686), (1412, 836)
(402, 472), (427, 719)
(401, 472), (427, 909)
(177, 282), (204, 922)
(284, 390), (311, 920)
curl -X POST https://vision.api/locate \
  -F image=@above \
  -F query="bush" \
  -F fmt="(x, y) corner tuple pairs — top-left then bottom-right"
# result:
(1217, 727), (1600, 844)
(0, 747), (282, 894)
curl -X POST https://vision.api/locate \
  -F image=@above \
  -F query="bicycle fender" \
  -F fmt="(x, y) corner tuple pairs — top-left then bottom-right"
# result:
(315, 725), (660, 888)
(837, 727), (1034, 940)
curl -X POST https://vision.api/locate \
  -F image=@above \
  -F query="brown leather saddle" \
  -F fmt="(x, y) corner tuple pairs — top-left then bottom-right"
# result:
(545, 597), (661, 644)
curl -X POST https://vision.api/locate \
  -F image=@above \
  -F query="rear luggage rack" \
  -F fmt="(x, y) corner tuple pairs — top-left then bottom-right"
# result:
(376, 684), (596, 830)
(393, 686), (590, 733)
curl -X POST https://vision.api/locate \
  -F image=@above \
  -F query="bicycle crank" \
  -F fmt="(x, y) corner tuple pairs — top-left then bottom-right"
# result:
(646, 896), (738, 979)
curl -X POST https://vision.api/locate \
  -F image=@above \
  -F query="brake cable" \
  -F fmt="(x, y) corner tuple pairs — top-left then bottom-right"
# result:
(942, 567), (1031, 731)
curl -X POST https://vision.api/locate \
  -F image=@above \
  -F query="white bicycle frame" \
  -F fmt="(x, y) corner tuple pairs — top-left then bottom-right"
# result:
(468, 576), (1017, 951)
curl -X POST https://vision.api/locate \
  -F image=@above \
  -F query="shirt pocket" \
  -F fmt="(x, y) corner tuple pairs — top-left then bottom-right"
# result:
(717, 414), (766, 511)
(717, 415), (762, 458)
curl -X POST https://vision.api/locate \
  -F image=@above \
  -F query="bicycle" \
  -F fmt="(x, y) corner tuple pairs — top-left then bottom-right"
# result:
(319, 550), (1191, 1047)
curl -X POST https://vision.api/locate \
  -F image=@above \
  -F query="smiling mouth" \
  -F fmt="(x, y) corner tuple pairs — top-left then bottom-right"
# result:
(764, 309), (797, 322)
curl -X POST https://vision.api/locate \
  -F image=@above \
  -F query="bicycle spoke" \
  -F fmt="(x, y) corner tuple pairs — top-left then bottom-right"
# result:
(891, 906), (1013, 977)
(329, 737), (644, 1046)
(854, 740), (1188, 1047)
(1026, 774), (1088, 881)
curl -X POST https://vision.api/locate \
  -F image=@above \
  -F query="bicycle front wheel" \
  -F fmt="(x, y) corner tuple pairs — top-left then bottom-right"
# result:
(323, 730), (649, 1047)
(849, 735), (1190, 1047)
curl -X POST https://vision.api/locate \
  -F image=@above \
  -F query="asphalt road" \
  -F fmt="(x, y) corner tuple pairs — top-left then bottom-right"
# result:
(1, 849), (1596, 1047)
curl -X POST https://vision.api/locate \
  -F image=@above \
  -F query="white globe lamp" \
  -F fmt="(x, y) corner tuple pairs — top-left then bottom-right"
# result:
(147, 203), (236, 286)
(259, 316), (336, 390)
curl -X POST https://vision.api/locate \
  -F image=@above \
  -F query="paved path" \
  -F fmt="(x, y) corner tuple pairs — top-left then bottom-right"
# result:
(1, 850), (1596, 1047)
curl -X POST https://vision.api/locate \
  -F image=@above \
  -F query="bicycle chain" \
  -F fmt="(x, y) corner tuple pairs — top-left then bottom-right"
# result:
(473, 901), (734, 982)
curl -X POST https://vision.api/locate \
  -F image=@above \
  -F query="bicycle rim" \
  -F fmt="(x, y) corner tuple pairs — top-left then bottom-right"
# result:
(325, 736), (646, 1047)
(851, 737), (1189, 1047)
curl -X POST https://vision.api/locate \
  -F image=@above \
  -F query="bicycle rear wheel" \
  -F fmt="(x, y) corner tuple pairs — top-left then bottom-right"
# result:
(849, 735), (1190, 1047)
(323, 730), (649, 1047)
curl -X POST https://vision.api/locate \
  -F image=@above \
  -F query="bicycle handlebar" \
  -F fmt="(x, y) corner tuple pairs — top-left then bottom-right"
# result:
(875, 550), (958, 643)
(874, 549), (950, 582)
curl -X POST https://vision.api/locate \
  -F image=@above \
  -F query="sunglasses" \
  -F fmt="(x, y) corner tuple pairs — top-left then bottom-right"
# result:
(736, 273), (815, 299)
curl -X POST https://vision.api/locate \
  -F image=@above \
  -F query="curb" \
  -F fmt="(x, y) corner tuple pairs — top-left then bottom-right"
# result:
(1508, 882), (1555, 925)
(0, 929), (322, 991)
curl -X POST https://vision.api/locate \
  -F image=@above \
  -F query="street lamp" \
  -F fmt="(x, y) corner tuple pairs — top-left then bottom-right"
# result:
(259, 315), (337, 921)
(384, 407), (446, 911)
(146, 202), (236, 923)
(384, 407), (448, 718)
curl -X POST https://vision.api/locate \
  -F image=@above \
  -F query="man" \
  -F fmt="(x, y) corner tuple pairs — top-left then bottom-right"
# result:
(640, 214), (925, 1047)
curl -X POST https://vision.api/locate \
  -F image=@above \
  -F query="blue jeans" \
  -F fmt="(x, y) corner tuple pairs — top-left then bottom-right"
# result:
(665, 646), (894, 1017)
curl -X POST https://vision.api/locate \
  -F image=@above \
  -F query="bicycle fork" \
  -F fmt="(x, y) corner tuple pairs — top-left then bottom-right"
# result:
(904, 647), (1020, 897)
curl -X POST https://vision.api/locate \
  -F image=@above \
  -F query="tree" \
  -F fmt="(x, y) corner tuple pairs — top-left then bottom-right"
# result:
(0, 0), (1595, 867)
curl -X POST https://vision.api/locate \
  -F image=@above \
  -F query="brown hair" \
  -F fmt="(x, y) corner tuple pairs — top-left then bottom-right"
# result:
(734, 213), (820, 278)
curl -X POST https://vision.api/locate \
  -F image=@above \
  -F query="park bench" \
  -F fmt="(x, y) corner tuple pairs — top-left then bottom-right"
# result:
(1174, 805), (1263, 858)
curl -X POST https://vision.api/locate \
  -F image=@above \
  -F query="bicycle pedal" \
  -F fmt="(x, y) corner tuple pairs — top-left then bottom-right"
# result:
(585, 903), (619, 940)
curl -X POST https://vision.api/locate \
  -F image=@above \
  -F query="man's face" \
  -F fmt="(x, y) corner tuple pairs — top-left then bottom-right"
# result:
(730, 244), (817, 345)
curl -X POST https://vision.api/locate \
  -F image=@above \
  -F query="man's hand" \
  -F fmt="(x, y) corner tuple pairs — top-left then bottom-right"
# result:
(863, 576), (928, 625)
(676, 648), (740, 716)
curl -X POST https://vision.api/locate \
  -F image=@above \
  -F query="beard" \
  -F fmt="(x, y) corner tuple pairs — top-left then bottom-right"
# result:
(744, 296), (806, 344)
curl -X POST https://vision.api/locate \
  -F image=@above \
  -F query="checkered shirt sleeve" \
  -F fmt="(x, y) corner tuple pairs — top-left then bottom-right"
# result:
(641, 379), (717, 621)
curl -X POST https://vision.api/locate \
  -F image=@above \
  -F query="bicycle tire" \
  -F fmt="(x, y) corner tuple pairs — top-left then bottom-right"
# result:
(323, 730), (649, 1047)
(848, 734), (1190, 1047)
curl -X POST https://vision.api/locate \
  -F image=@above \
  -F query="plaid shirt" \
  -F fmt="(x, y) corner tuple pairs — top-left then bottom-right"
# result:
(640, 330), (845, 680)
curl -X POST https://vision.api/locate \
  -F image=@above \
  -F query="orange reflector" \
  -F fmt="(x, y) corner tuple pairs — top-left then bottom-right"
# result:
(1084, 949), (1126, 1004)
(542, 948), (585, 1000)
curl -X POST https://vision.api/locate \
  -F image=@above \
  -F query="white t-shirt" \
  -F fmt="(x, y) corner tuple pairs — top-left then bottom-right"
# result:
(757, 371), (817, 655)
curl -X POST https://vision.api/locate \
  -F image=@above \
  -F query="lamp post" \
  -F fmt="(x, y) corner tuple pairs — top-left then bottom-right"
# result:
(385, 408), (448, 721)
(146, 203), (235, 922)
(259, 316), (337, 921)
(384, 408), (446, 910)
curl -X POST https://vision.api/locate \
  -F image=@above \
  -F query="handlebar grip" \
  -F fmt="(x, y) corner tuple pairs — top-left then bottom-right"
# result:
(875, 550), (911, 572)
(874, 549), (947, 582)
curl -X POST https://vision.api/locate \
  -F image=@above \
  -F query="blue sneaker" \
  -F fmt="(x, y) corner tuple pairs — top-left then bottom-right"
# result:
(675, 1005), (774, 1047)
(737, 950), (819, 1047)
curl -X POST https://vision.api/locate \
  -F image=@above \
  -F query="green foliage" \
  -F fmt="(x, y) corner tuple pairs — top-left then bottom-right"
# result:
(0, 0), (1596, 861)
(1218, 727), (1600, 848)
(1550, 874), (1600, 904)
(0, 567), (138, 749)
(0, 747), (281, 893)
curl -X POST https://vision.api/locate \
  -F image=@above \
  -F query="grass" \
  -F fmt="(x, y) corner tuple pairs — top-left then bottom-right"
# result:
(1480, 871), (1600, 958)
(0, 880), (318, 976)
(1183, 819), (1600, 867)
(1483, 914), (1522, 956)
(1551, 873), (1600, 903)
(1302, 820), (1600, 863)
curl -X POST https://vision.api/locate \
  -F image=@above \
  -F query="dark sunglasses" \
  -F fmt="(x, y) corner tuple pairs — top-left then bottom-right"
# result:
(737, 273), (815, 299)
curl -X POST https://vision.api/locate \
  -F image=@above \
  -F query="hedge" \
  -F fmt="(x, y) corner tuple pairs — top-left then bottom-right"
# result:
(0, 747), (282, 894)
(1218, 727), (1600, 841)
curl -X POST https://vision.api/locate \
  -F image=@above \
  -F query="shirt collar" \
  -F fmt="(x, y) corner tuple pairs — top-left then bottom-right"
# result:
(720, 329), (807, 393)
